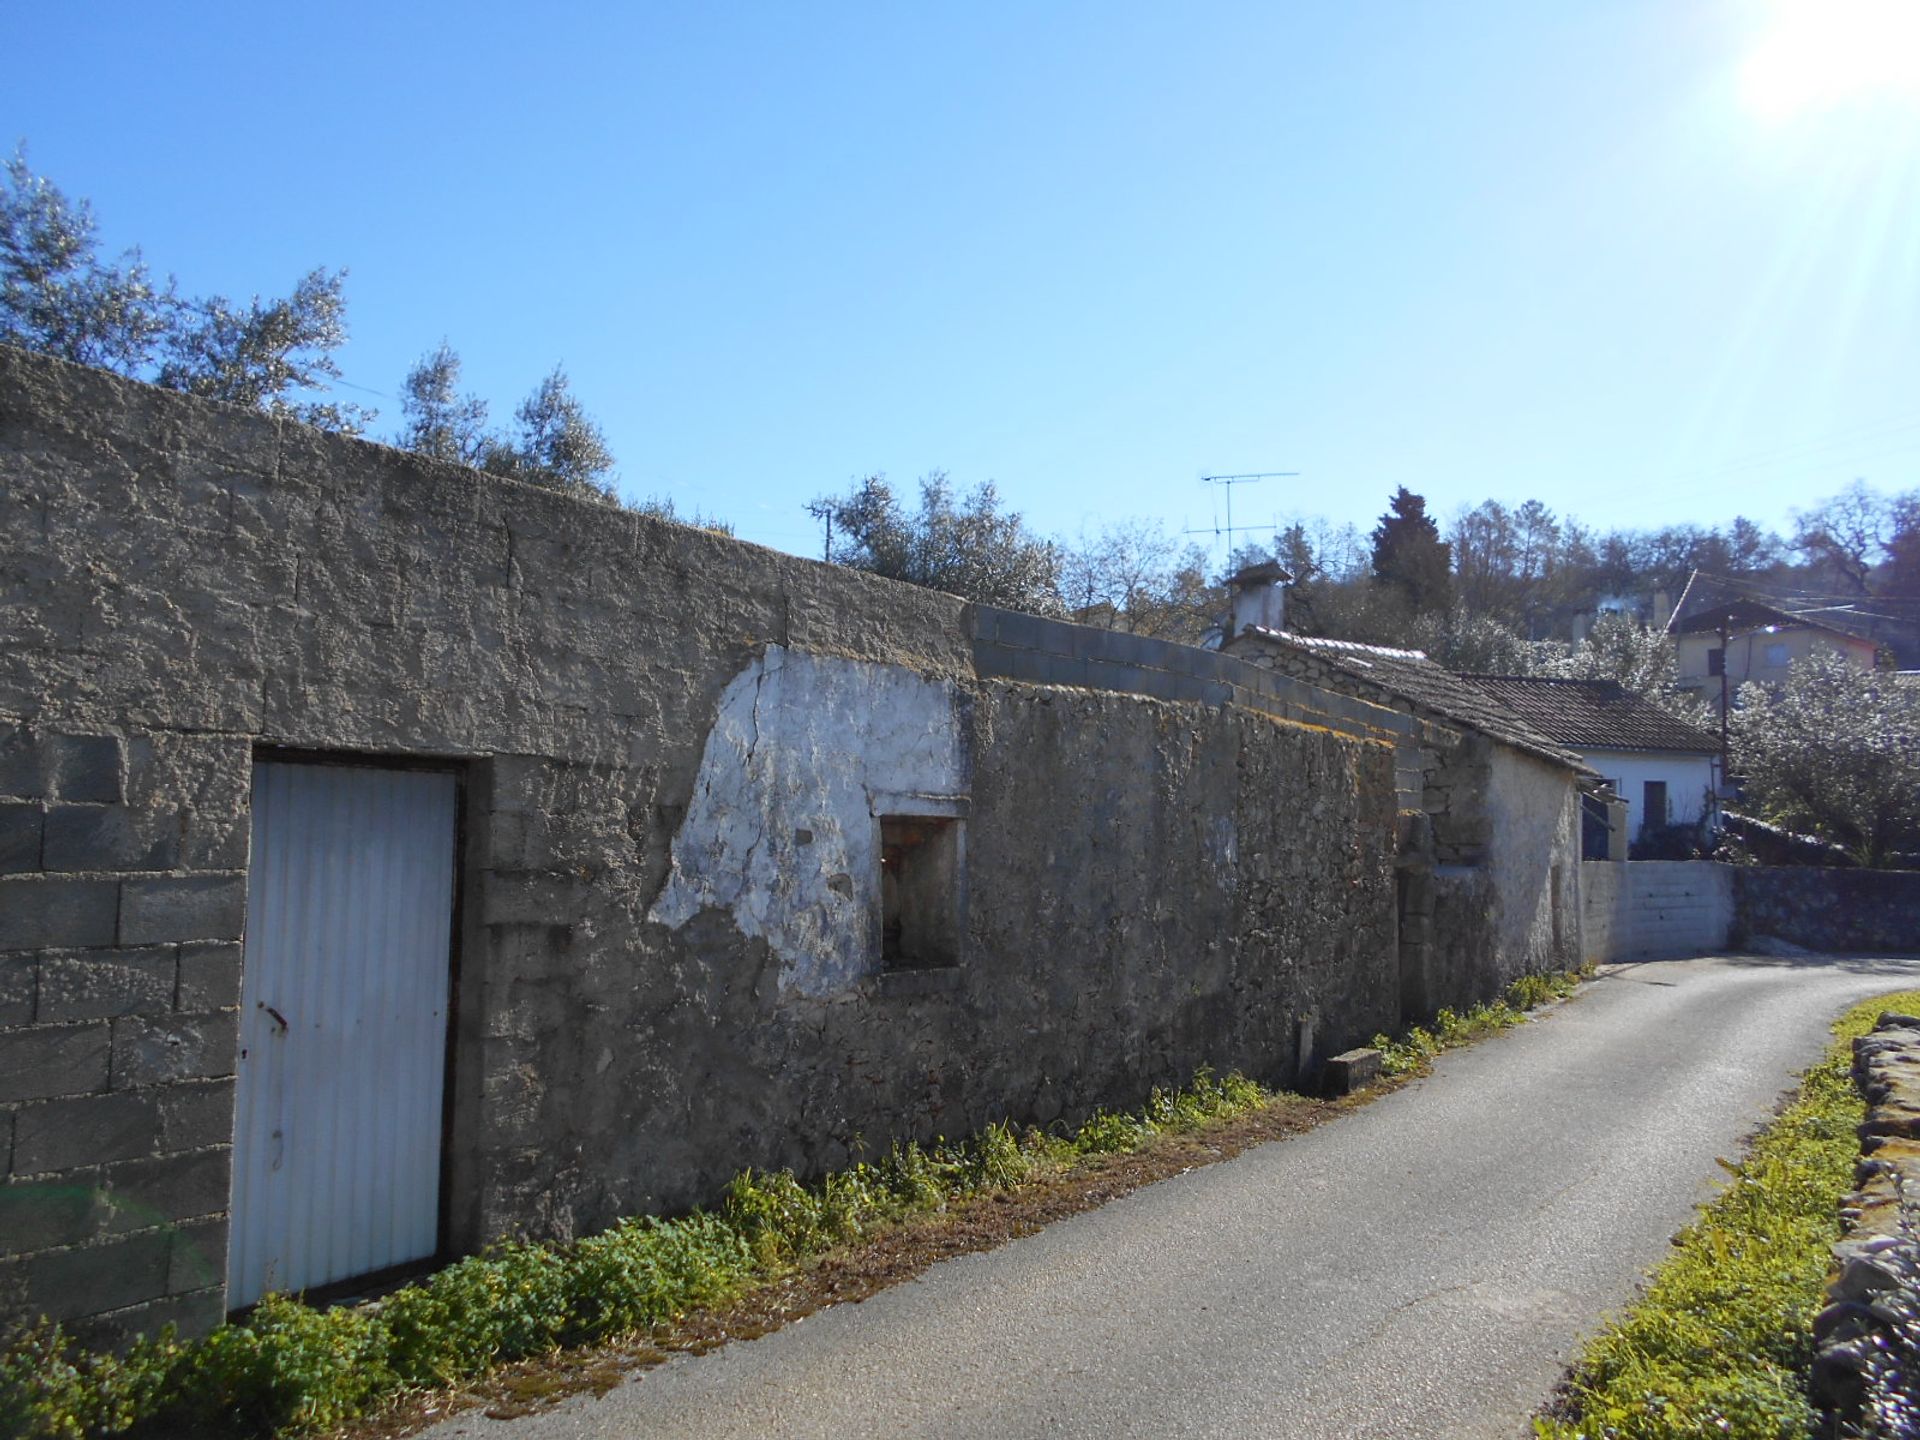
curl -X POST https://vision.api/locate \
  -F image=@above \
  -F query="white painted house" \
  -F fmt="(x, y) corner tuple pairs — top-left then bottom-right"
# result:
(1466, 676), (1721, 846)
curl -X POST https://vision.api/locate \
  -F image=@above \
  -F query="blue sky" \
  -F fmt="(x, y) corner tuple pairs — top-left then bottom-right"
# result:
(9, 2), (1919, 564)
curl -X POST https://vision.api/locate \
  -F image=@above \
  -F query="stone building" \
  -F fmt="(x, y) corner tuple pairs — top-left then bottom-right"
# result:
(1221, 596), (1593, 1019)
(0, 346), (1592, 1344)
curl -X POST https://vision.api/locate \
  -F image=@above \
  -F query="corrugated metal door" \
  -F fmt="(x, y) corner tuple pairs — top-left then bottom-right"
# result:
(228, 761), (459, 1308)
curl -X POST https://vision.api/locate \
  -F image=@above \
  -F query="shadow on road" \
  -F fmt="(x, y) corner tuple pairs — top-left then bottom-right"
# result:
(1717, 952), (1920, 974)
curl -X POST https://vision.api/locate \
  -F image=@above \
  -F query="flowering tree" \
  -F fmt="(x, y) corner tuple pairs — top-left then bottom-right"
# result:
(1730, 648), (1920, 867)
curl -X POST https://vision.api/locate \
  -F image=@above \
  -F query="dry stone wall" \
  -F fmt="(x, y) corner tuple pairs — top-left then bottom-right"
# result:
(0, 347), (1405, 1344)
(1733, 866), (1920, 955)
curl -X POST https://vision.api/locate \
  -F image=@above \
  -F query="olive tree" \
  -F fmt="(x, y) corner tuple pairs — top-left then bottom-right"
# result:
(2, 146), (368, 431)
(812, 473), (1064, 615)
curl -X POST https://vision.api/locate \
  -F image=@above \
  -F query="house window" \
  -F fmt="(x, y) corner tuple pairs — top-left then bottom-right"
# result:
(1706, 648), (1725, 677)
(1642, 780), (1668, 833)
(1764, 642), (1789, 667)
(879, 815), (963, 969)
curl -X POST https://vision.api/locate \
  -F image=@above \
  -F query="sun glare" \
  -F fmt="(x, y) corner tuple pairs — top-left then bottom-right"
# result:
(1742, 0), (1920, 119)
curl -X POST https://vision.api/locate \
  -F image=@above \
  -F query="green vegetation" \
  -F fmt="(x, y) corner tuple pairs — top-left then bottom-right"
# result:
(1535, 988), (1920, 1440)
(1370, 968), (1588, 1078)
(0, 1067), (1269, 1438)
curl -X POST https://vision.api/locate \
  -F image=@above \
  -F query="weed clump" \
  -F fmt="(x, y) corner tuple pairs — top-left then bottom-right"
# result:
(1371, 967), (1586, 1077)
(0, 1064), (1274, 1439)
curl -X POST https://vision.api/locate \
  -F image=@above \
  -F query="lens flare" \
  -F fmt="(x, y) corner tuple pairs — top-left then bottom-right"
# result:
(1742, 0), (1920, 119)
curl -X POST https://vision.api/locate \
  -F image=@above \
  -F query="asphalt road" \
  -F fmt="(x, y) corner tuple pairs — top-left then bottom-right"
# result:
(419, 953), (1920, 1440)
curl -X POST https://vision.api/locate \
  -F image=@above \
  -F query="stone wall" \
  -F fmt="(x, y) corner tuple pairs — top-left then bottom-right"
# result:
(1733, 866), (1920, 954)
(1229, 643), (1585, 1018)
(0, 347), (1402, 1343)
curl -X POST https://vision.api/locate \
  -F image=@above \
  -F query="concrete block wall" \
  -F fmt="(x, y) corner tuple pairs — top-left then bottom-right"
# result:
(968, 608), (1417, 747)
(0, 726), (246, 1344)
(1581, 860), (1734, 964)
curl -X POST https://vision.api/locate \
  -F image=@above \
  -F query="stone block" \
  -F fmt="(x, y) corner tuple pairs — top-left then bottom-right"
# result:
(1085, 659), (1153, 695)
(168, 1216), (226, 1295)
(109, 1012), (237, 1089)
(0, 1175), (111, 1254)
(0, 1229), (172, 1324)
(1323, 1048), (1383, 1096)
(67, 1285), (225, 1349)
(1039, 655), (1090, 689)
(486, 754), (550, 815)
(481, 870), (586, 927)
(118, 873), (246, 945)
(13, 1092), (160, 1175)
(0, 727), (40, 800)
(42, 804), (179, 873)
(47, 735), (124, 805)
(37, 947), (177, 1022)
(125, 733), (253, 871)
(176, 942), (241, 1011)
(0, 802), (42, 873)
(0, 1022), (110, 1103)
(0, 955), (33, 1027)
(972, 645), (1052, 685)
(0, 877), (120, 950)
(485, 923), (577, 983)
(157, 1079), (234, 1154)
(984, 609), (1058, 653)
(105, 1149), (230, 1230)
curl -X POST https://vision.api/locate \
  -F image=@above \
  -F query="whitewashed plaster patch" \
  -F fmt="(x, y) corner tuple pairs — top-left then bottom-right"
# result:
(649, 646), (967, 996)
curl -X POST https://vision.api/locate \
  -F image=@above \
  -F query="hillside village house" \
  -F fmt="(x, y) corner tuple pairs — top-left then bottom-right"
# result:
(1465, 676), (1721, 848)
(1666, 594), (1877, 704)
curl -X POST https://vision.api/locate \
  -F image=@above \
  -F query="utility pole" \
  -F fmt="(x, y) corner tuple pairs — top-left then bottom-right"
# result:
(1718, 610), (1732, 787)
(804, 500), (836, 564)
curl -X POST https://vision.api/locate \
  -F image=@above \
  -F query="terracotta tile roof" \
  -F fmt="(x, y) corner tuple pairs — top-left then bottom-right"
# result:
(1235, 629), (1592, 774)
(1463, 675), (1720, 754)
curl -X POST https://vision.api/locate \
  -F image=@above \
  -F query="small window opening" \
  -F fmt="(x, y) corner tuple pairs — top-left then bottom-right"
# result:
(1707, 647), (1725, 676)
(880, 815), (962, 969)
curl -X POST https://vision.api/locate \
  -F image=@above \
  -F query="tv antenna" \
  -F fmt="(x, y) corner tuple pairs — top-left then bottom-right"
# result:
(1184, 471), (1299, 553)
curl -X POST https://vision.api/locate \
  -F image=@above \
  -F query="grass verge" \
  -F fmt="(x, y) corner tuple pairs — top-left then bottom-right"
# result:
(2, 965), (1589, 1440)
(1533, 987), (1920, 1440)
(1370, 967), (1588, 1078)
(0, 1068), (1279, 1439)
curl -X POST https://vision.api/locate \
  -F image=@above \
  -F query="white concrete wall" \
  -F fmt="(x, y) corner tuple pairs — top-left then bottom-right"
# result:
(1485, 746), (1583, 979)
(1581, 748), (1717, 835)
(650, 646), (969, 998)
(1580, 859), (1733, 963)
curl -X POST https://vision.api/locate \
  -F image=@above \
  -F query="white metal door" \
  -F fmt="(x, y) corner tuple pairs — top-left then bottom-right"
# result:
(229, 761), (458, 1308)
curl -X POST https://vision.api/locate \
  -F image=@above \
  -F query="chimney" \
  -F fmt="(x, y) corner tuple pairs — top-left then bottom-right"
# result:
(1226, 561), (1293, 637)
(1652, 588), (1672, 631)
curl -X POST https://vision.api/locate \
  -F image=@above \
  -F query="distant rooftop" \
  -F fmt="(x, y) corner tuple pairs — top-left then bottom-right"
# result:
(1236, 628), (1590, 774)
(1464, 675), (1719, 755)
